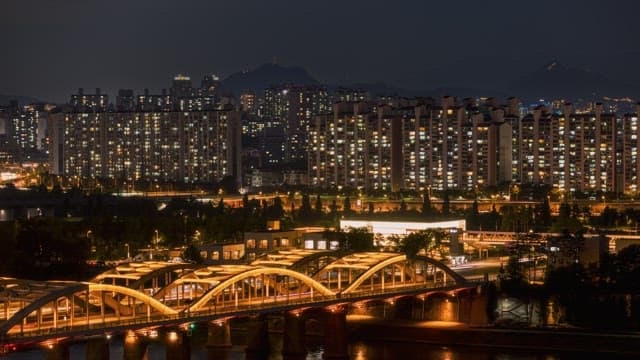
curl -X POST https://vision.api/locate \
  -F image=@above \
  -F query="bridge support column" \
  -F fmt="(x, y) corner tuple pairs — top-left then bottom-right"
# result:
(207, 319), (232, 348)
(44, 343), (69, 360)
(323, 306), (348, 359)
(123, 331), (148, 360)
(165, 329), (191, 360)
(85, 337), (109, 360)
(207, 319), (232, 360)
(383, 300), (396, 320)
(245, 314), (270, 357)
(468, 289), (489, 326)
(282, 311), (306, 358)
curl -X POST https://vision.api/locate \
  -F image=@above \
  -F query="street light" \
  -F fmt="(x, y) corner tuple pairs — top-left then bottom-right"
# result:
(124, 243), (130, 259)
(87, 230), (95, 254)
(151, 229), (159, 260)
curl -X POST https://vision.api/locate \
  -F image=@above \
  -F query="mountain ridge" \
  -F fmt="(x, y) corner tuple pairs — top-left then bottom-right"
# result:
(508, 60), (640, 102)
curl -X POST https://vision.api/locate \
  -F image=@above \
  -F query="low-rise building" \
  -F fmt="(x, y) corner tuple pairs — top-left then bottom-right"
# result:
(197, 242), (245, 265)
(244, 220), (301, 262)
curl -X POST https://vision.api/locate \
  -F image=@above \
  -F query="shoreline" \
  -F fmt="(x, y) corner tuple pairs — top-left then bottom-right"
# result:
(347, 318), (640, 356)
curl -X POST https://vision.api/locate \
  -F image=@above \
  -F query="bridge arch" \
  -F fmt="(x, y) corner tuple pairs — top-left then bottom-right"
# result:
(0, 282), (177, 338)
(287, 250), (353, 276)
(91, 262), (199, 294)
(187, 267), (335, 313)
(339, 254), (467, 295)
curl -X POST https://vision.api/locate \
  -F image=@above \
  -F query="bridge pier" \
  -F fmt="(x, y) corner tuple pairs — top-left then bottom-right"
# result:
(165, 329), (191, 360)
(323, 306), (348, 359)
(85, 337), (109, 360)
(123, 331), (148, 360)
(244, 314), (270, 358)
(44, 342), (69, 360)
(463, 288), (489, 326)
(207, 319), (232, 348)
(207, 319), (233, 360)
(383, 300), (397, 320)
(282, 310), (306, 358)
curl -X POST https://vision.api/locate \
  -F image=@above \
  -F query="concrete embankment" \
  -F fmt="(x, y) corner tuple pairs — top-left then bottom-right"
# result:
(348, 318), (640, 357)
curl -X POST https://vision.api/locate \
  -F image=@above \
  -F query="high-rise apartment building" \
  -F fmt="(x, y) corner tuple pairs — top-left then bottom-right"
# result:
(518, 103), (617, 193)
(261, 85), (330, 164)
(70, 88), (109, 112)
(620, 105), (640, 194)
(308, 102), (384, 190)
(309, 98), (505, 193)
(48, 109), (242, 184)
(0, 102), (49, 162)
(308, 97), (628, 195)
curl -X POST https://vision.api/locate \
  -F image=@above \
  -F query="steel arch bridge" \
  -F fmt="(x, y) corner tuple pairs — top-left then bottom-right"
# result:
(0, 252), (471, 344)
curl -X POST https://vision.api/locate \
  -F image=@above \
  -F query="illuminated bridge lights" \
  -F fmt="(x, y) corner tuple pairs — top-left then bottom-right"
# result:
(0, 252), (469, 345)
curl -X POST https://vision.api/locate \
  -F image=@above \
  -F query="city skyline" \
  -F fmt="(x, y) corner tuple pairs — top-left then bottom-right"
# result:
(3, 0), (640, 103)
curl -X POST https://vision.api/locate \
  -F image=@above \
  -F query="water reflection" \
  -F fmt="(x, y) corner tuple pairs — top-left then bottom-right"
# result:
(3, 332), (638, 359)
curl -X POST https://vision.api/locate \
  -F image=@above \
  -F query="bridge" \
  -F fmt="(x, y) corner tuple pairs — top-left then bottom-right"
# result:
(0, 250), (479, 359)
(462, 230), (640, 255)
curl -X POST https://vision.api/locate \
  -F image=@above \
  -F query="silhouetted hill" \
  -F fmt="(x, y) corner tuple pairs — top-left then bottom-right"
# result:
(221, 63), (320, 97)
(221, 61), (640, 104)
(0, 94), (45, 106)
(508, 61), (639, 102)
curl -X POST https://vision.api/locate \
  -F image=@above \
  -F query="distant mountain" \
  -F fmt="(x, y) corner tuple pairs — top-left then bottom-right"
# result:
(508, 61), (640, 102)
(224, 61), (640, 104)
(327, 82), (407, 97)
(221, 63), (320, 97)
(419, 86), (511, 101)
(0, 94), (45, 106)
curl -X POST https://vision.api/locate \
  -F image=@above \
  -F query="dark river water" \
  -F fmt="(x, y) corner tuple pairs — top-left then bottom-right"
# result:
(3, 331), (637, 360)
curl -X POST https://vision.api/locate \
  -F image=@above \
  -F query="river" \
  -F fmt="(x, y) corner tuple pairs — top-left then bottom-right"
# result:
(3, 331), (638, 360)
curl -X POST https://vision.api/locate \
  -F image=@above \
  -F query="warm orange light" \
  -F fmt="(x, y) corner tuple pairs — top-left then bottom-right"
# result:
(125, 331), (137, 344)
(168, 331), (178, 342)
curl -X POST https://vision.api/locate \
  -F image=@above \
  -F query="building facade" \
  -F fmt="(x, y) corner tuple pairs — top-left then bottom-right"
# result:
(48, 109), (242, 184)
(308, 97), (635, 195)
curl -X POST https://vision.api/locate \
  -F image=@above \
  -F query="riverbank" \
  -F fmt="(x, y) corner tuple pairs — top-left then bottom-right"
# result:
(348, 317), (640, 357)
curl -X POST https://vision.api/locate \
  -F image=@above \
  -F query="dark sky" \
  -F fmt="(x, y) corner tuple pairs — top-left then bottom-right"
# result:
(2, 0), (640, 103)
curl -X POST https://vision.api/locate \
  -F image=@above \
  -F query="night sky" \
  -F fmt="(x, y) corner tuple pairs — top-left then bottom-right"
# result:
(2, 0), (640, 103)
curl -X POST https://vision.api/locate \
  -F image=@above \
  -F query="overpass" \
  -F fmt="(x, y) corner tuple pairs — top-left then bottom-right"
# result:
(0, 250), (477, 358)
(462, 230), (640, 256)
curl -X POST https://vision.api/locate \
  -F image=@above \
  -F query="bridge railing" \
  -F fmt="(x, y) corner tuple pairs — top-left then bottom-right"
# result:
(1, 278), (475, 343)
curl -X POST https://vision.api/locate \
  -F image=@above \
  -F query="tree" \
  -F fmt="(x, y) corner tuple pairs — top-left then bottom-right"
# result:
(299, 193), (312, 218)
(182, 245), (204, 264)
(421, 193), (432, 217)
(315, 194), (323, 216)
(344, 227), (374, 251)
(442, 191), (450, 215)
(398, 230), (446, 259)
(266, 196), (284, 219)
(399, 199), (407, 213)
(534, 197), (552, 231)
(547, 229), (585, 269)
(551, 202), (583, 233)
(212, 198), (224, 216)
(399, 232), (428, 258)
(343, 196), (352, 215)
(330, 199), (338, 215)
(466, 199), (480, 230)
(242, 193), (249, 209)
(217, 175), (238, 195)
